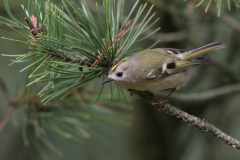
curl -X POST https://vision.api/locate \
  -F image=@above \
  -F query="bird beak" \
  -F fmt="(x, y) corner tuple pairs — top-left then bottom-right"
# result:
(101, 78), (114, 84)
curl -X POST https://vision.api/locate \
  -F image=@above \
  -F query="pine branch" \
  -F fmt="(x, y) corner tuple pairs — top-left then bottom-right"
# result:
(128, 89), (240, 151)
(47, 49), (94, 65)
(1, 0), (160, 103)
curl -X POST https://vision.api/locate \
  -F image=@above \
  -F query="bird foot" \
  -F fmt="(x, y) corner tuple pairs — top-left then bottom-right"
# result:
(152, 100), (168, 111)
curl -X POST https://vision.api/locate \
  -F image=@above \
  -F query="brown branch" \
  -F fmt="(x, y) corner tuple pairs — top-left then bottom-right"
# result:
(49, 52), (93, 65)
(128, 89), (240, 151)
(0, 107), (17, 132)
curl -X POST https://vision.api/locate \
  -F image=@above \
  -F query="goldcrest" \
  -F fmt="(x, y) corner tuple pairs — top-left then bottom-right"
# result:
(102, 41), (226, 92)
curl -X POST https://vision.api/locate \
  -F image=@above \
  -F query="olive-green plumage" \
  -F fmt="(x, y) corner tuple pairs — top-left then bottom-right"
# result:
(102, 41), (226, 91)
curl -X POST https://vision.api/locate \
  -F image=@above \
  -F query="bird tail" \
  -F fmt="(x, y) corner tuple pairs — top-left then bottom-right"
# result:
(183, 41), (226, 60)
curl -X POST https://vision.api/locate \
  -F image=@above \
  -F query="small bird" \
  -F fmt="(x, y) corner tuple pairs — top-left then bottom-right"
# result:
(102, 41), (226, 107)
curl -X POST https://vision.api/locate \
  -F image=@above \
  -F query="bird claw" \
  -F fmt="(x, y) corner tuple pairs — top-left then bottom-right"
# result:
(152, 100), (168, 111)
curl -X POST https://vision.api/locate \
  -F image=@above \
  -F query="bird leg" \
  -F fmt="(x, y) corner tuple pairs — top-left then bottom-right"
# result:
(152, 88), (176, 111)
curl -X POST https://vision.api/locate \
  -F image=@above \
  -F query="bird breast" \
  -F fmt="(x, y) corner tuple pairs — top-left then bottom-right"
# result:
(114, 71), (190, 91)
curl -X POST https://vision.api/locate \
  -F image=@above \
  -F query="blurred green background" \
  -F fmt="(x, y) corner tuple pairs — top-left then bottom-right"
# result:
(1, 0), (240, 160)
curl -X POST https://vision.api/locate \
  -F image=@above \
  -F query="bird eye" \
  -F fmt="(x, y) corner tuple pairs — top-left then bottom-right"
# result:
(116, 72), (123, 77)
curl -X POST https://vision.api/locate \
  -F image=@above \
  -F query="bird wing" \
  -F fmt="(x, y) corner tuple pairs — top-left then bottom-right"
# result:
(144, 48), (204, 80)
(144, 41), (226, 79)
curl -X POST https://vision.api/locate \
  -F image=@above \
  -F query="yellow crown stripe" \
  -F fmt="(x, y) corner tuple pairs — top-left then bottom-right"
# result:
(111, 58), (129, 71)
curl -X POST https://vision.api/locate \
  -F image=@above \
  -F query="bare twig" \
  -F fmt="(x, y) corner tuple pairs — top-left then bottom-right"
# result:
(128, 89), (240, 151)
(0, 107), (17, 132)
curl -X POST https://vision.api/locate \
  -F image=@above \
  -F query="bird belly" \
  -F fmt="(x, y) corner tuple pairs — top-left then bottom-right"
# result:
(114, 71), (189, 91)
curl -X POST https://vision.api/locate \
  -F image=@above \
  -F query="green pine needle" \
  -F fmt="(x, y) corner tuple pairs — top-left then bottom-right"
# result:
(195, 0), (233, 16)
(1, 0), (159, 103)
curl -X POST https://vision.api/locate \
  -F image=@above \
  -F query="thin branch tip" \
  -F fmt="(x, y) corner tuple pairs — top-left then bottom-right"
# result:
(128, 89), (240, 151)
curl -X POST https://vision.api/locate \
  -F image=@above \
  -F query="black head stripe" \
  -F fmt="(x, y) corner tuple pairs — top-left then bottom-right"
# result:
(167, 62), (176, 69)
